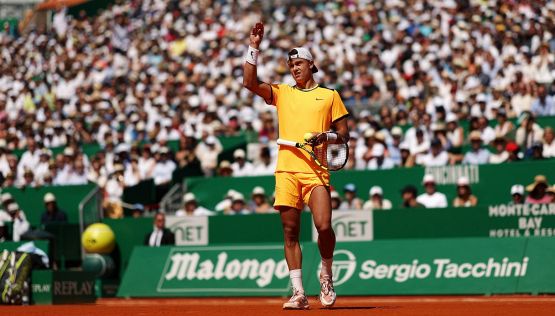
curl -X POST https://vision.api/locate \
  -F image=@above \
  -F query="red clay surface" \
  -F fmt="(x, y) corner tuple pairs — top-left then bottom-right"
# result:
(3, 296), (555, 316)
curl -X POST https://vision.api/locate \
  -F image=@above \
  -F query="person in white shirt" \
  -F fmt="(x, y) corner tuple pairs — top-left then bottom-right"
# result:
(542, 127), (555, 158)
(6, 203), (30, 242)
(17, 138), (40, 178)
(103, 164), (125, 219)
(446, 113), (464, 151)
(66, 160), (89, 185)
(515, 111), (544, 150)
(339, 183), (363, 210)
(362, 186), (392, 211)
(252, 146), (277, 176)
(231, 149), (254, 177)
(138, 145), (156, 180)
(195, 136), (222, 177)
(175, 193), (215, 216)
(367, 143), (395, 170)
(228, 193), (251, 215)
(151, 147), (176, 185)
(477, 116), (496, 145)
(416, 138), (449, 167)
(124, 156), (142, 187)
(416, 174), (448, 208)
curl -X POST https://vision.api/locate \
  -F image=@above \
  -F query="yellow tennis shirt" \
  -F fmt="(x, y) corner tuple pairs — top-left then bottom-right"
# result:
(270, 84), (349, 174)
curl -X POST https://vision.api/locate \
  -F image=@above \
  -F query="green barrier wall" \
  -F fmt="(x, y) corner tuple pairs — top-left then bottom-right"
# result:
(117, 237), (555, 297)
(4, 183), (97, 227)
(185, 160), (555, 210)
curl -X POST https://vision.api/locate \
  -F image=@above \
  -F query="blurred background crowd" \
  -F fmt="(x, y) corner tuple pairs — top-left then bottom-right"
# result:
(0, 0), (555, 215)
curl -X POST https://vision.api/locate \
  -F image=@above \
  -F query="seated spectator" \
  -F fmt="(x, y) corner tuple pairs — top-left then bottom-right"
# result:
(452, 177), (478, 207)
(218, 160), (233, 177)
(477, 116), (496, 145)
(103, 165), (125, 219)
(446, 113), (464, 153)
(6, 203), (30, 241)
(215, 189), (239, 213)
(542, 127), (555, 158)
(530, 142), (545, 160)
(362, 186), (392, 211)
(416, 174), (448, 208)
(530, 85), (555, 117)
(506, 142), (522, 162)
(408, 129), (430, 156)
(144, 212), (175, 247)
(330, 191), (342, 210)
(399, 143), (415, 168)
(339, 183), (363, 210)
(176, 193), (214, 216)
(525, 175), (551, 204)
(463, 131), (490, 165)
(400, 185), (425, 208)
(515, 112), (544, 152)
(510, 185), (525, 205)
(0, 194), (13, 241)
(151, 147), (176, 185)
(416, 138), (449, 167)
(228, 193), (251, 215)
(367, 143), (395, 170)
(248, 187), (272, 214)
(387, 127), (403, 166)
(231, 149), (254, 177)
(489, 135), (509, 164)
(493, 108), (514, 139)
(40, 192), (68, 225)
(195, 136), (222, 177)
(252, 147), (276, 176)
(130, 204), (145, 218)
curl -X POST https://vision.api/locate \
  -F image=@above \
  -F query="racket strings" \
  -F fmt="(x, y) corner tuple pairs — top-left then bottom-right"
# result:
(313, 142), (348, 171)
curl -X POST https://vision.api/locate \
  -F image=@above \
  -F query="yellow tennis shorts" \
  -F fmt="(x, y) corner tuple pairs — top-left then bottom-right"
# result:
(274, 171), (330, 210)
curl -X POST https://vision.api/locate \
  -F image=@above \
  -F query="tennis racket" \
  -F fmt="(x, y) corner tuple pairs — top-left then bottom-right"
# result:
(276, 136), (348, 171)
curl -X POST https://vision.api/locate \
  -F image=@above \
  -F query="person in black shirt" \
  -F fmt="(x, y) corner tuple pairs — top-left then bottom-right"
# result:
(40, 193), (68, 225)
(144, 212), (175, 247)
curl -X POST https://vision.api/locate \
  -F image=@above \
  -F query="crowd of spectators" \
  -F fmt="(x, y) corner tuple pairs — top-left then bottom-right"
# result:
(1, 0), (555, 213)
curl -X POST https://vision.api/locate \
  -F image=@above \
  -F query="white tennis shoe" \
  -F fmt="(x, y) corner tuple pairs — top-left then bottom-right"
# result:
(282, 288), (310, 310)
(319, 275), (336, 308)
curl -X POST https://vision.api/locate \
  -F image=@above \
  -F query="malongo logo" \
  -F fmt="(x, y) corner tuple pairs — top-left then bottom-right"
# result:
(158, 246), (290, 293)
(328, 249), (529, 285)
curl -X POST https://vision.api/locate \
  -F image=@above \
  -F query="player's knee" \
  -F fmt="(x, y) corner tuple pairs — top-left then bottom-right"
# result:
(314, 221), (332, 234)
(282, 224), (299, 244)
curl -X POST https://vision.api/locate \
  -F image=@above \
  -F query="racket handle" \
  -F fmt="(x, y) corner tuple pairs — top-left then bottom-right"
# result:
(276, 139), (298, 147)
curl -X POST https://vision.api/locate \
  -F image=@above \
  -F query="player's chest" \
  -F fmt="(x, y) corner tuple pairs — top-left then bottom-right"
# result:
(279, 92), (331, 115)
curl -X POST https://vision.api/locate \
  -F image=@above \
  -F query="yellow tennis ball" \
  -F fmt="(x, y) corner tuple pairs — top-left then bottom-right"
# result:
(82, 223), (116, 254)
(304, 132), (314, 142)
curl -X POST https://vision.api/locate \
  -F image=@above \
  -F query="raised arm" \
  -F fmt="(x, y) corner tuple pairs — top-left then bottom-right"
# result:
(242, 22), (273, 103)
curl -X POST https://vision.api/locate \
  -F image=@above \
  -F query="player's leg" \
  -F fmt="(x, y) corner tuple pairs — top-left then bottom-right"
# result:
(308, 185), (337, 308)
(279, 207), (309, 309)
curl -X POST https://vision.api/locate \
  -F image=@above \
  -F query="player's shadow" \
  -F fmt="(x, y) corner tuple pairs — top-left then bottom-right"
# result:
(320, 305), (399, 311)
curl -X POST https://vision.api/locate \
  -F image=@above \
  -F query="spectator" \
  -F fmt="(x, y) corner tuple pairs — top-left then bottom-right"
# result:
(543, 127), (555, 158)
(330, 191), (342, 211)
(362, 186), (392, 211)
(399, 143), (415, 168)
(462, 131), (490, 165)
(144, 212), (175, 247)
(477, 116), (496, 145)
(218, 160), (233, 177)
(175, 193), (214, 216)
(400, 185), (425, 208)
(506, 142), (522, 162)
(130, 204), (145, 218)
(248, 186), (272, 214)
(151, 147), (176, 186)
(103, 165), (125, 219)
(530, 142), (545, 160)
(531, 85), (555, 117)
(228, 193), (251, 215)
(195, 136), (222, 177)
(231, 149), (254, 177)
(367, 143), (394, 170)
(215, 189), (239, 214)
(489, 135), (509, 164)
(0, 193), (12, 241)
(252, 146), (276, 176)
(339, 183), (363, 210)
(387, 127), (403, 166)
(416, 174), (448, 208)
(515, 112), (544, 151)
(6, 203), (29, 241)
(493, 109), (514, 138)
(446, 113), (464, 153)
(452, 177), (478, 207)
(525, 175), (551, 204)
(510, 185), (525, 205)
(40, 192), (68, 225)
(416, 138), (449, 167)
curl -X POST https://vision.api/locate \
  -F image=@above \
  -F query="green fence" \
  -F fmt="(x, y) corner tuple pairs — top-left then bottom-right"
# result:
(185, 160), (555, 210)
(117, 237), (555, 297)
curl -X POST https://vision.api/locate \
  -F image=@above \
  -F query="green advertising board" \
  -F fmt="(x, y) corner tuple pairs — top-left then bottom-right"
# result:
(32, 270), (96, 304)
(118, 237), (555, 297)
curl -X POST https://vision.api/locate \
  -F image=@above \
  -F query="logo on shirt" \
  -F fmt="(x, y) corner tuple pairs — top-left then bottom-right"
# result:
(315, 97), (324, 100)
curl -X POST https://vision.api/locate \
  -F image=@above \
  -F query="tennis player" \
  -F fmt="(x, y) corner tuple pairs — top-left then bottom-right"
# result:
(242, 22), (349, 309)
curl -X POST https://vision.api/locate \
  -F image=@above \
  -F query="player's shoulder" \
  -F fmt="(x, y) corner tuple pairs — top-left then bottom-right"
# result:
(317, 85), (335, 91)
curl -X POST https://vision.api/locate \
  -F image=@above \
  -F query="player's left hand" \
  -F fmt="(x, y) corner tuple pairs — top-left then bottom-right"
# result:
(304, 132), (327, 146)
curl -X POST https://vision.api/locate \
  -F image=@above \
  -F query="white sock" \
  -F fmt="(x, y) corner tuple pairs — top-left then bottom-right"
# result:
(289, 269), (304, 293)
(321, 257), (333, 278)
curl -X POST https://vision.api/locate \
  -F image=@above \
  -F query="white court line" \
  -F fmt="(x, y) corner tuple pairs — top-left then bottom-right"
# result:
(98, 296), (555, 306)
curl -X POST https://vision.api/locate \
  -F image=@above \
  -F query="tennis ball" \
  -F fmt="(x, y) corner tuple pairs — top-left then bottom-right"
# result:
(82, 253), (115, 278)
(82, 223), (116, 254)
(304, 132), (314, 142)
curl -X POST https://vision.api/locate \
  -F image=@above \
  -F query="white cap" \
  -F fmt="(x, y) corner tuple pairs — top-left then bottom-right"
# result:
(511, 184), (524, 195)
(7, 202), (18, 213)
(252, 186), (265, 195)
(476, 94), (487, 102)
(159, 146), (169, 154)
(232, 192), (245, 202)
(330, 191), (340, 199)
(399, 142), (410, 151)
(446, 113), (458, 123)
(369, 186), (383, 196)
(64, 147), (74, 156)
(364, 129), (375, 138)
(1, 193), (13, 203)
(287, 47), (318, 73)
(457, 176), (469, 186)
(183, 192), (196, 203)
(44, 192), (56, 203)
(233, 149), (246, 159)
(371, 143), (385, 157)
(391, 126), (403, 137)
(205, 136), (217, 145)
(423, 174), (436, 184)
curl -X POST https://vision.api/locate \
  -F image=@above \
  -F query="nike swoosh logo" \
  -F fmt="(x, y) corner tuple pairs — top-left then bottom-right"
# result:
(316, 98), (324, 100)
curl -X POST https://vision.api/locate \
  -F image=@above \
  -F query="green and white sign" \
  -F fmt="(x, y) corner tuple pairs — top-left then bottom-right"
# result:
(166, 216), (209, 246)
(313, 210), (373, 242)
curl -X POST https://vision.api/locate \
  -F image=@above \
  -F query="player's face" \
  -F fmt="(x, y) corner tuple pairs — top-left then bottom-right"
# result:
(288, 58), (313, 85)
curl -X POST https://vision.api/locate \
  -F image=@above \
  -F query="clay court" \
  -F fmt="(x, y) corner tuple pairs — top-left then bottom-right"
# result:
(3, 296), (555, 316)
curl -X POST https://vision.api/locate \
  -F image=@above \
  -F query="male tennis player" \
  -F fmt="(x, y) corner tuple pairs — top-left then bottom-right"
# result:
(242, 22), (349, 309)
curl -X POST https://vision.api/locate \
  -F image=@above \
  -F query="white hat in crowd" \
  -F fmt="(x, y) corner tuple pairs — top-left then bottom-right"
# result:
(369, 186), (383, 196)
(44, 192), (56, 203)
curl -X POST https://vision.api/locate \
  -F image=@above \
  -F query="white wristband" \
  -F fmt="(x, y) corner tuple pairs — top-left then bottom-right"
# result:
(326, 132), (338, 141)
(244, 46), (259, 65)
